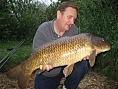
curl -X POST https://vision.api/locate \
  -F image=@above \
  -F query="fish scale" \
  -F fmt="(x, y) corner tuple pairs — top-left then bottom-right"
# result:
(6, 33), (110, 89)
(41, 38), (80, 66)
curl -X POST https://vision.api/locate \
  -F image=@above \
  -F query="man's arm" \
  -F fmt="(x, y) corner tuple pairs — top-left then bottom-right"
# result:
(32, 26), (54, 71)
(32, 29), (46, 54)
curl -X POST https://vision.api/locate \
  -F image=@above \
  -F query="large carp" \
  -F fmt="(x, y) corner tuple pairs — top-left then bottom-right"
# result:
(6, 33), (110, 89)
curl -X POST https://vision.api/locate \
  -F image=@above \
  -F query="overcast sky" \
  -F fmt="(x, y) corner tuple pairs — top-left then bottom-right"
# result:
(39, 0), (58, 5)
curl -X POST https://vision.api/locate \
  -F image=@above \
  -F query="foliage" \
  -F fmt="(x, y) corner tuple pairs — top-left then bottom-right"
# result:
(0, 0), (47, 42)
(74, 0), (118, 81)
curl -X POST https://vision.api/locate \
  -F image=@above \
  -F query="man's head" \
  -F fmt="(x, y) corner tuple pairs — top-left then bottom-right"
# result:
(55, 1), (78, 31)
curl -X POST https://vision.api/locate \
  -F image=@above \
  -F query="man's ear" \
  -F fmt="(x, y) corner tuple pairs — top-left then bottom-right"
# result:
(57, 10), (61, 19)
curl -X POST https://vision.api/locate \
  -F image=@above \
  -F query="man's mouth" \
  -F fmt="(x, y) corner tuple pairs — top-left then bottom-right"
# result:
(67, 24), (72, 28)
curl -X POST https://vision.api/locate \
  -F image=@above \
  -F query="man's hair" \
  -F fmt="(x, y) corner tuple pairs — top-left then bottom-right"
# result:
(55, 1), (78, 17)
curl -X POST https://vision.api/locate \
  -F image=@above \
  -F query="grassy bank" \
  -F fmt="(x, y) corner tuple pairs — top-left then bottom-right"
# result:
(0, 40), (32, 71)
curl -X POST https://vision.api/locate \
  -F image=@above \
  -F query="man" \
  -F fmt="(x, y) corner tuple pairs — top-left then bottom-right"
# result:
(32, 1), (88, 89)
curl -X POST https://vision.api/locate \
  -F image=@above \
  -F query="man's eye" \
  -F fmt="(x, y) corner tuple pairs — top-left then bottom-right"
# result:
(67, 16), (72, 19)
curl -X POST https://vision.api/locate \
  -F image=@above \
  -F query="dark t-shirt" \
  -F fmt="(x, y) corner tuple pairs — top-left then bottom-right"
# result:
(32, 20), (79, 77)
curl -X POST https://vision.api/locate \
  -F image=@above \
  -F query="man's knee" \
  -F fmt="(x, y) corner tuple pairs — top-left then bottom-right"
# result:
(73, 60), (88, 76)
(75, 60), (88, 70)
(64, 61), (88, 89)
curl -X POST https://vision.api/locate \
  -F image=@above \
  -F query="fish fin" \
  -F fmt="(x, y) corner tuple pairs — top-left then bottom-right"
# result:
(18, 71), (31, 89)
(6, 65), (22, 79)
(63, 64), (74, 77)
(89, 50), (96, 67)
(6, 64), (32, 89)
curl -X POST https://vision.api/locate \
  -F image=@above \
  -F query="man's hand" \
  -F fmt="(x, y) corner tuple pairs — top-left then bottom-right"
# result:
(83, 55), (89, 60)
(39, 65), (53, 71)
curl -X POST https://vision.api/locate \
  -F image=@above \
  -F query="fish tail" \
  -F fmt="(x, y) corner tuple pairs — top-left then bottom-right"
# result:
(6, 64), (32, 89)
(18, 72), (31, 89)
(6, 65), (22, 79)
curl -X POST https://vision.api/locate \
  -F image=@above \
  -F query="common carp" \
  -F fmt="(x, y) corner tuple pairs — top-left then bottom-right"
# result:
(6, 33), (110, 89)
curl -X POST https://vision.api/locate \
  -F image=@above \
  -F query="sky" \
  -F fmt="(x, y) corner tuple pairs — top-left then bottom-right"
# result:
(39, 0), (58, 5)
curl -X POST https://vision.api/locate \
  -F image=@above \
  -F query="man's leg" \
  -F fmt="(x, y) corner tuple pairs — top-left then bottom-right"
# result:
(64, 60), (88, 89)
(34, 69), (64, 89)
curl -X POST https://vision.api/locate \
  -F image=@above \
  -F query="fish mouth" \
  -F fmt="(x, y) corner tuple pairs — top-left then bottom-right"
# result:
(102, 42), (111, 52)
(97, 46), (110, 54)
(102, 48), (110, 52)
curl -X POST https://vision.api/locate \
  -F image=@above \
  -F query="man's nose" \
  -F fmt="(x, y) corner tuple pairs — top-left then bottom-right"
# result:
(70, 18), (74, 24)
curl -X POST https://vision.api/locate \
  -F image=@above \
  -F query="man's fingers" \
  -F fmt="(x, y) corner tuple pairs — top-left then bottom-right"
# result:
(86, 56), (89, 59)
(83, 55), (89, 60)
(39, 65), (43, 70)
(46, 65), (50, 71)
(46, 65), (53, 71)
(39, 65), (53, 71)
(49, 65), (53, 70)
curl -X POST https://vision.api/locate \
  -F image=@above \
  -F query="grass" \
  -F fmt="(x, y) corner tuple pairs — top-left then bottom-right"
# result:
(0, 40), (32, 66)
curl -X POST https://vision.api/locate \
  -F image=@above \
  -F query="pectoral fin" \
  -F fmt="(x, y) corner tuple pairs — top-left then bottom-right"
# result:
(89, 50), (96, 67)
(63, 64), (74, 77)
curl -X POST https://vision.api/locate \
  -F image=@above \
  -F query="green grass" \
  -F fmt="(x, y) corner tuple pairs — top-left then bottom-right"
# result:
(0, 40), (32, 65)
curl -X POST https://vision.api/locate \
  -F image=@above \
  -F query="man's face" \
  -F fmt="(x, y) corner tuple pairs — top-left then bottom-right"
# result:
(57, 7), (77, 31)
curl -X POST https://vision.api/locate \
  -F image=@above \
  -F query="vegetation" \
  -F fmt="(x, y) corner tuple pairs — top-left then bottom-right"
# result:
(0, 0), (118, 81)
